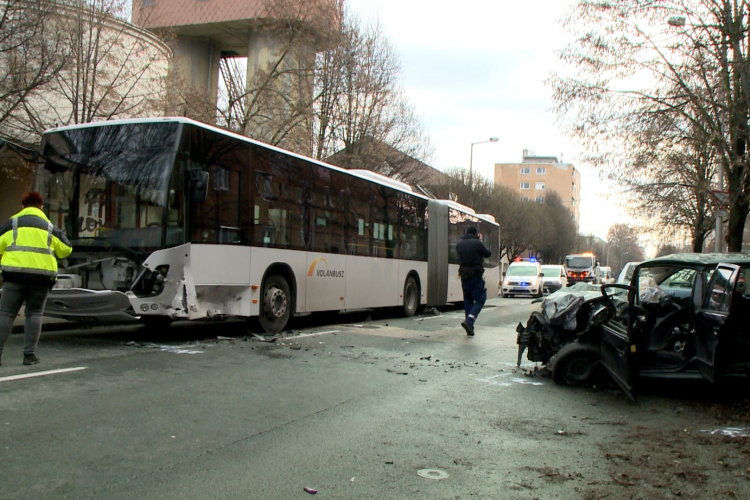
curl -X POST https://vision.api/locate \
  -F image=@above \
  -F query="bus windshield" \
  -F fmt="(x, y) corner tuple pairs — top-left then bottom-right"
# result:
(40, 122), (182, 253)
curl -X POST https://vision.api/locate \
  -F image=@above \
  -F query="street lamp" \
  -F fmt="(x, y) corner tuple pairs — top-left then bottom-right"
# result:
(469, 137), (499, 182)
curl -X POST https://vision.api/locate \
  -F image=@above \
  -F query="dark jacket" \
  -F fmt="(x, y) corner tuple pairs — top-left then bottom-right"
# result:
(456, 233), (491, 279)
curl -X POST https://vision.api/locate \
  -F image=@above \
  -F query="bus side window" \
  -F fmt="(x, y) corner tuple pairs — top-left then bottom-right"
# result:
(371, 186), (397, 258)
(347, 177), (371, 257)
(251, 151), (308, 251)
(310, 166), (345, 254)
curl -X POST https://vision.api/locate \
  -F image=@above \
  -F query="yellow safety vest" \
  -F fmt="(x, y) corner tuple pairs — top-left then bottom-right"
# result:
(0, 207), (72, 282)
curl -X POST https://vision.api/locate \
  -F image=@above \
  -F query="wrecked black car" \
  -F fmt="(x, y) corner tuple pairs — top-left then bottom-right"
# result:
(517, 253), (750, 401)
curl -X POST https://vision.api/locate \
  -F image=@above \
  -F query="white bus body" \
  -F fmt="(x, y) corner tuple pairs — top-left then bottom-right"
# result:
(36, 117), (500, 332)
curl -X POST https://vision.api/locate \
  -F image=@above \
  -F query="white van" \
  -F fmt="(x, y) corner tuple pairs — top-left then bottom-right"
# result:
(502, 260), (543, 298)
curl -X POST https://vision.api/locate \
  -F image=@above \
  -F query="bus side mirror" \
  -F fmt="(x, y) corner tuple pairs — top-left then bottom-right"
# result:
(190, 170), (209, 202)
(502, 271), (506, 277)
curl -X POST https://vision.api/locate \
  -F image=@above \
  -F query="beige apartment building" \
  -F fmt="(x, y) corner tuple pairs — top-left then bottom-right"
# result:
(494, 150), (581, 225)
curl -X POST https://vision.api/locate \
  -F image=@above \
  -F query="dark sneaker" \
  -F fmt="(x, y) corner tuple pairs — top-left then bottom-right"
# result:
(461, 321), (475, 337)
(23, 354), (40, 366)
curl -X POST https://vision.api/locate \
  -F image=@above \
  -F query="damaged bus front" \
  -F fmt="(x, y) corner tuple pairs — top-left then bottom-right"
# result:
(38, 119), (195, 324)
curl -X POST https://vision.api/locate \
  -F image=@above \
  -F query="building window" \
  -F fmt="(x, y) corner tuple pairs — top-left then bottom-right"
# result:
(521, 196), (530, 201)
(142, 0), (152, 5)
(535, 196), (545, 204)
(520, 167), (530, 174)
(536, 167), (546, 175)
(535, 182), (545, 190)
(520, 182), (530, 190)
(213, 167), (230, 191)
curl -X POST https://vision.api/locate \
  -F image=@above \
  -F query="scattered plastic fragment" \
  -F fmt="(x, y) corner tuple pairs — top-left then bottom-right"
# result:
(386, 369), (408, 375)
(303, 487), (317, 494)
(701, 427), (750, 438)
(420, 355), (432, 361)
(417, 469), (449, 480)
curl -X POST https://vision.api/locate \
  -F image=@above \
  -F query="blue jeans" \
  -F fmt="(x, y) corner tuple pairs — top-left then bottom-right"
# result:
(0, 281), (50, 357)
(461, 275), (487, 326)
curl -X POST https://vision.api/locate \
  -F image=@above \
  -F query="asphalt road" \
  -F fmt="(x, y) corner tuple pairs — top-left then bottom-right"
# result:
(2, 295), (750, 499)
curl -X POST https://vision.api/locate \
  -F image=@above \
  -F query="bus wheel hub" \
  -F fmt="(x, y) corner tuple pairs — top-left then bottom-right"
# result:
(266, 287), (287, 318)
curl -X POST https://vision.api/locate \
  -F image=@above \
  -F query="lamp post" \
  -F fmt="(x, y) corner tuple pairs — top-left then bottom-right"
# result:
(469, 137), (499, 183)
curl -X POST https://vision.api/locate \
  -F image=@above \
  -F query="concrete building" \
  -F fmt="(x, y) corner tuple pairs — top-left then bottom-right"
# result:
(494, 150), (581, 225)
(132, 0), (341, 152)
(0, 2), (172, 223)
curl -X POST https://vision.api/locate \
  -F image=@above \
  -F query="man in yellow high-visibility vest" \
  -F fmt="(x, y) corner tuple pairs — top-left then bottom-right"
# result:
(0, 192), (72, 366)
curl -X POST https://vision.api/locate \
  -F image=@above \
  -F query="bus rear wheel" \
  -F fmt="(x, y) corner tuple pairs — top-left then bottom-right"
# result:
(402, 276), (419, 317)
(259, 274), (291, 334)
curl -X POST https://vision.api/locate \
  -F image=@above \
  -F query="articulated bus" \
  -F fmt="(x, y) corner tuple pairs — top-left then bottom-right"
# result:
(35, 117), (499, 333)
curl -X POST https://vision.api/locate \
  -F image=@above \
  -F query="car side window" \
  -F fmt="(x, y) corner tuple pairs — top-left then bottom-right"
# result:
(704, 268), (734, 313)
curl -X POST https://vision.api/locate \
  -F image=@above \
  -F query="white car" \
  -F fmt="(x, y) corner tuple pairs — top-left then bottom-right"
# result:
(541, 265), (567, 294)
(502, 260), (543, 298)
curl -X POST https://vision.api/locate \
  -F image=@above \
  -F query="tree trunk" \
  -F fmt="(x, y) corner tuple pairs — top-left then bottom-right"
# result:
(726, 199), (748, 252)
(691, 229), (705, 253)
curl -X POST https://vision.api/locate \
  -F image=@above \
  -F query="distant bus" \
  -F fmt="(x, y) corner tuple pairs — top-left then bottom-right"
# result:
(565, 252), (598, 284)
(36, 117), (500, 332)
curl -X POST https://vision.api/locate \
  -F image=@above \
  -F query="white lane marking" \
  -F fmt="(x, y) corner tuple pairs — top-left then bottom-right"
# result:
(295, 330), (340, 338)
(0, 367), (87, 383)
(476, 373), (543, 387)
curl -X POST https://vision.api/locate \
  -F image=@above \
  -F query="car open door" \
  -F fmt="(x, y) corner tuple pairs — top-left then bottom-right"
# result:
(693, 264), (740, 383)
(600, 284), (637, 402)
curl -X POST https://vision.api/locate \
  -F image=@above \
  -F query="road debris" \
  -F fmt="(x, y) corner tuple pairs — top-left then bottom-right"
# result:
(420, 355), (432, 361)
(252, 334), (278, 343)
(303, 486), (317, 494)
(700, 427), (750, 438)
(386, 369), (408, 375)
(417, 469), (449, 480)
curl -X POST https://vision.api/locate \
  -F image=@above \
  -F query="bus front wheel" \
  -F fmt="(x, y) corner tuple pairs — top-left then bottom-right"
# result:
(260, 274), (291, 334)
(402, 277), (419, 317)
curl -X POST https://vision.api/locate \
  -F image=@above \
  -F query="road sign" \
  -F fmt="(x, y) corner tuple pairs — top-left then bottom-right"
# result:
(712, 190), (730, 210)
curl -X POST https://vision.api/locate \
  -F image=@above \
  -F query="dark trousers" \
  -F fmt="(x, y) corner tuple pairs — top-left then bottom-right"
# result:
(0, 281), (50, 356)
(461, 275), (487, 326)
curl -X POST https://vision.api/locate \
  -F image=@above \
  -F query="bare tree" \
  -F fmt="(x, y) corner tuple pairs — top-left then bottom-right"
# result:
(550, 0), (750, 251)
(607, 223), (645, 274)
(0, 0), (65, 135)
(310, 9), (433, 184)
(212, 0), (342, 155)
(436, 168), (577, 263)
(3, 0), (171, 140)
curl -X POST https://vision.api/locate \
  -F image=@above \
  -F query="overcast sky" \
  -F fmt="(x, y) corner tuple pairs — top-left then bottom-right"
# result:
(346, 0), (629, 239)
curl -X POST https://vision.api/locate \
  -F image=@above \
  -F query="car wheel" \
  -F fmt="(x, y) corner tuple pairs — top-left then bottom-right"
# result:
(549, 343), (600, 386)
(402, 276), (419, 317)
(259, 274), (292, 334)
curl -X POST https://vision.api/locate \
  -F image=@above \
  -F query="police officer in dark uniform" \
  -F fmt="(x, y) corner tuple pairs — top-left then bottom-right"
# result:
(456, 226), (491, 337)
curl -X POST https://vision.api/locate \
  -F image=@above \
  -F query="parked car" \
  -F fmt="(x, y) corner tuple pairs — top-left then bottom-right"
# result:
(541, 265), (567, 294)
(502, 260), (543, 298)
(617, 261), (641, 284)
(516, 253), (750, 401)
